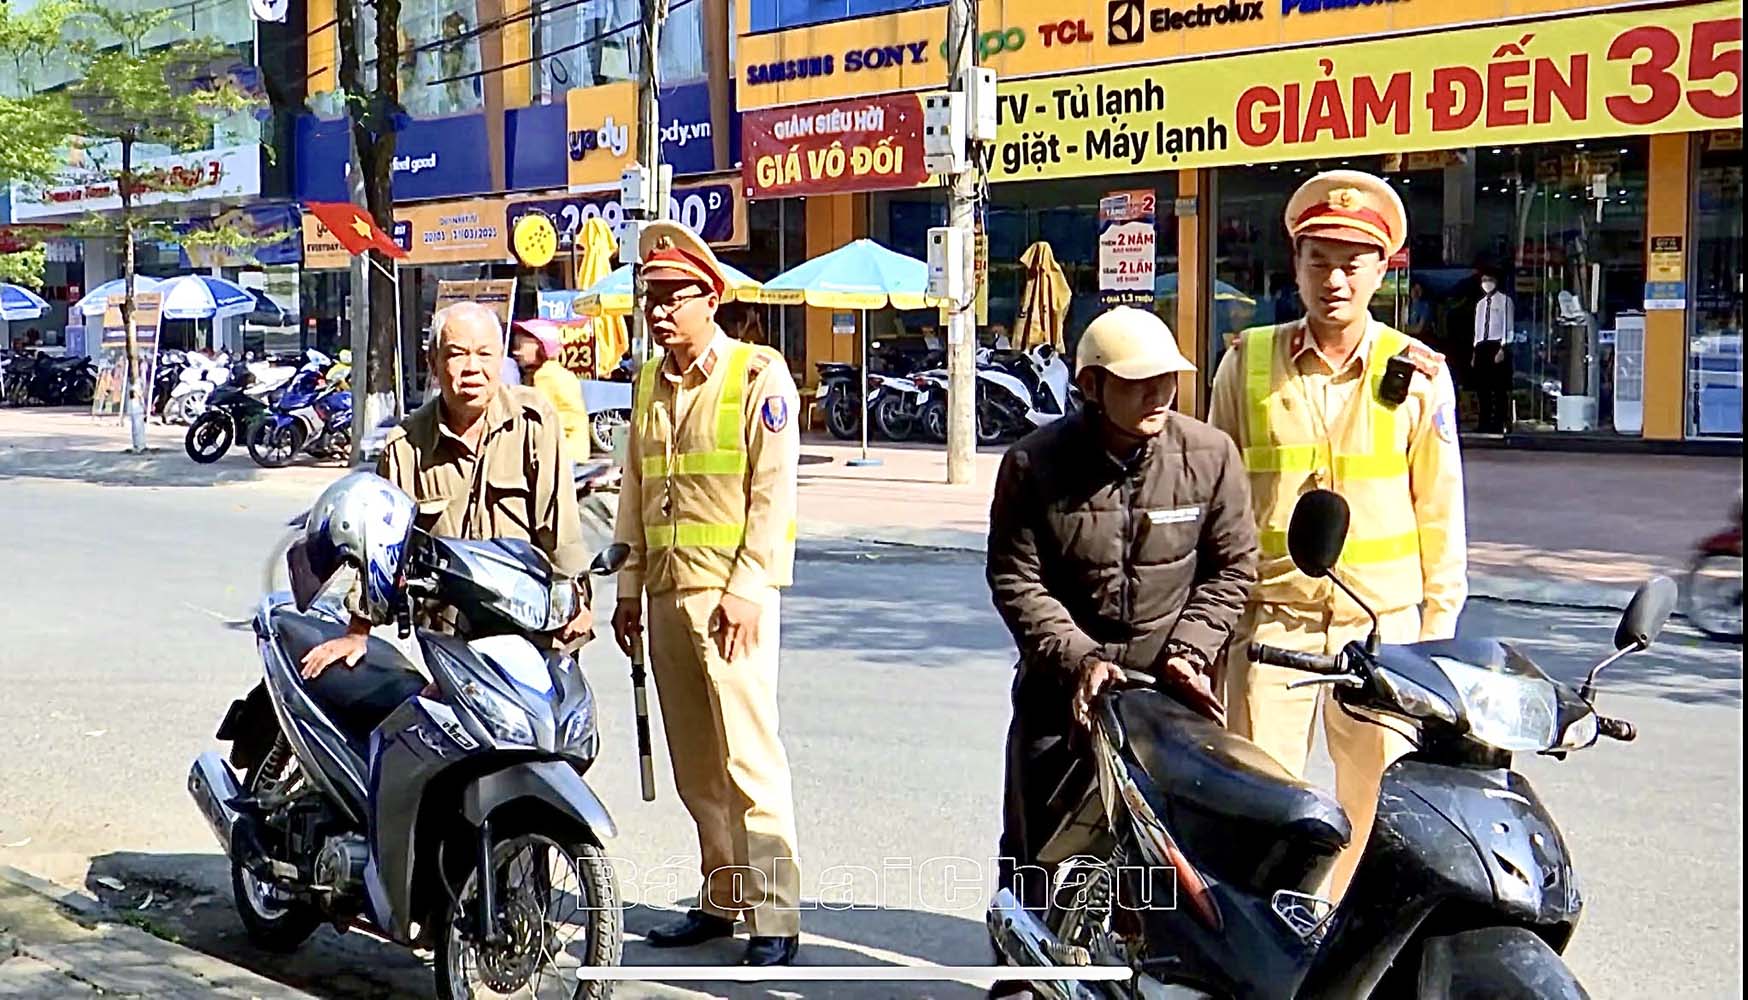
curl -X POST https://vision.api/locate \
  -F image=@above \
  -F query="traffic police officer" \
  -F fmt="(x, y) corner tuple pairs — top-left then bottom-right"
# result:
(1209, 170), (1467, 900)
(610, 221), (804, 966)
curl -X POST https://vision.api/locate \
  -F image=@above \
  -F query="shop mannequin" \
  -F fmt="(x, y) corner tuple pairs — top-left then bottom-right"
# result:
(1473, 275), (1515, 433)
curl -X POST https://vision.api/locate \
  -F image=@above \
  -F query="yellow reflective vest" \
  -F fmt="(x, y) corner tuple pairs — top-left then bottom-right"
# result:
(614, 334), (800, 599)
(1208, 320), (1468, 638)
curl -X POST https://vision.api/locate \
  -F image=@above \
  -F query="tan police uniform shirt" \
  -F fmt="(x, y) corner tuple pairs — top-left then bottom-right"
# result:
(346, 384), (588, 623)
(1208, 320), (1467, 639)
(614, 327), (801, 599)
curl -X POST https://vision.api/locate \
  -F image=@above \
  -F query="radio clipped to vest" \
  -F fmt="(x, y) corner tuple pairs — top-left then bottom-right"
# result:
(1378, 351), (1416, 406)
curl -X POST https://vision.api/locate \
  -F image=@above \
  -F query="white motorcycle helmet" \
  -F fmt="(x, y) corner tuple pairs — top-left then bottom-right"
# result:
(301, 472), (417, 624)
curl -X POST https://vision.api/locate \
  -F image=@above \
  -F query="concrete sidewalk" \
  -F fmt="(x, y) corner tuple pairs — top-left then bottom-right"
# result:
(793, 436), (1742, 610)
(0, 866), (318, 999)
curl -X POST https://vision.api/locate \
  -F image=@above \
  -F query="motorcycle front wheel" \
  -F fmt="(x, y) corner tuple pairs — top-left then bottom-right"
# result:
(1685, 553), (1744, 643)
(1415, 926), (1587, 999)
(185, 411), (234, 464)
(248, 422), (305, 468)
(69, 375), (96, 407)
(874, 392), (917, 442)
(435, 832), (622, 1000)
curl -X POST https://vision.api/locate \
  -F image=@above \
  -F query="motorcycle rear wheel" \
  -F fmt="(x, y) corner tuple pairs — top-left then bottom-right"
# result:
(231, 751), (320, 952)
(590, 408), (629, 455)
(436, 832), (622, 1000)
(68, 375), (96, 407)
(185, 412), (234, 463)
(920, 400), (948, 443)
(1685, 554), (1744, 643)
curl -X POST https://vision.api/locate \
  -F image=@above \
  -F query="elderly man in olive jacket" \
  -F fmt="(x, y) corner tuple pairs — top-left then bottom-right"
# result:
(985, 307), (1258, 937)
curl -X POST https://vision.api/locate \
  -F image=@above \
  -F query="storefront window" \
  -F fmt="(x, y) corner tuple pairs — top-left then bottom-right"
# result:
(881, 176), (1179, 358)
(1689, 130), (1743, 438)
(1214, 141), (1650, 436)
(721, 198), (807, 372)
(535, 0), (706, 102)
(353, 0), (486, 118)
(747, 0), (943, 34)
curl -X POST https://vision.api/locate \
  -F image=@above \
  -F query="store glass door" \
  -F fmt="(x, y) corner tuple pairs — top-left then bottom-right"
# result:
(1689, 130), (1743, 438)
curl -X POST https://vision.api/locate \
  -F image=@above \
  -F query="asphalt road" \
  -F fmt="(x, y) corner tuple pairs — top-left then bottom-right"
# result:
(0, 475), (1740, 999)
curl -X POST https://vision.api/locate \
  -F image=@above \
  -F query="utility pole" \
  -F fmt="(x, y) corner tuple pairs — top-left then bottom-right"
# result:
(346, 136), (370, 466)
(944, 0), (979, 484)
(627, 0), (668, 363)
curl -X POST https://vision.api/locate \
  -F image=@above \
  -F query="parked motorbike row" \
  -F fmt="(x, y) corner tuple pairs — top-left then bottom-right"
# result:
(175, 350), (354, 467)
(1, 349), (97, 407)
(817, 343), (1077, 445)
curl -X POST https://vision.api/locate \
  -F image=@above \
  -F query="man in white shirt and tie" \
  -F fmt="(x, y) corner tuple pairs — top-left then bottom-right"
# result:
(1473, 273), (1515, 433)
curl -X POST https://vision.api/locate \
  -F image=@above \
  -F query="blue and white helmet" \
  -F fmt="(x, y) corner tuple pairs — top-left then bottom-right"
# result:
(302, 472), (416, 624)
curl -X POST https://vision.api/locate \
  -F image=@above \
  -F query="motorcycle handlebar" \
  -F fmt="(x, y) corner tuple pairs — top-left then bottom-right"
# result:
(1597, 716), (1637, 742)
(1248, 643), (1345, 675)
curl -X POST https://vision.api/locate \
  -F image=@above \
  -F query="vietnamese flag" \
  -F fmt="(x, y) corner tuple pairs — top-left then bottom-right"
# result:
(304, 201), (407, 259)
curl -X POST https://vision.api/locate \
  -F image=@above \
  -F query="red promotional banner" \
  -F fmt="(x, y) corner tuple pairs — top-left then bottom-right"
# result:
(742, 94), (930, 198)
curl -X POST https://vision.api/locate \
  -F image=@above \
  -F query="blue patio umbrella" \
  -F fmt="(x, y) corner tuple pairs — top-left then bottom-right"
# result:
(757, 240), (941, 465)
(755, 239), (936, 310)
(0, 283), (50, 321)
(154, 274), (258, 320)
(73, 276), (164, 318)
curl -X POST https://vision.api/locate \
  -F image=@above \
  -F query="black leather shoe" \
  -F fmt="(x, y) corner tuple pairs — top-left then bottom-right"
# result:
(644, 909), (736, 948)
(740, 935), (799, 966)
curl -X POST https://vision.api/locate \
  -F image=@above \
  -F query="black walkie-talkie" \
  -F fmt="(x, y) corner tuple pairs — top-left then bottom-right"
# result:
(1378, 350), (1416, 406)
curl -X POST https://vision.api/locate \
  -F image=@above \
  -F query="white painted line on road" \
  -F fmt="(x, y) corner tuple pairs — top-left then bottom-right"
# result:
(573, 966), (1129, 983)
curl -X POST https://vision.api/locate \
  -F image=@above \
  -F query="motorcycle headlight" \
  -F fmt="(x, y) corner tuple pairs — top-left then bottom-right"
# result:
(1434, 657), (1559, 752)
(1374, 667), (1458, 724)
(457, 677), (535, 746)
(542, 579), (580, 632)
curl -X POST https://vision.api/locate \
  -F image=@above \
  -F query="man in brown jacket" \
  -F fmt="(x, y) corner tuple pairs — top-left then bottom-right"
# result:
(986, 306), (1258, 940)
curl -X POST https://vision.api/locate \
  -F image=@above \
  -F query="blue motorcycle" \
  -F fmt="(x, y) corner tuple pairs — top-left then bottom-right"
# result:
(247, 367), (353, 468)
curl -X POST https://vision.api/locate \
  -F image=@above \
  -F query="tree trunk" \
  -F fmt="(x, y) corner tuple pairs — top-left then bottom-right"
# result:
(336, 0), (405, 440)
(120, 134), (145, 452)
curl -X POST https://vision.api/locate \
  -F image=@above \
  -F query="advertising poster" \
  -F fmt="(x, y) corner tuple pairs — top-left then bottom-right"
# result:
(742, 94), (930, 198)
(505, 174), (747, 253)
(1097, 189), (1156, 306)
(93, 292), (162, 417)
(985, 1), (1743, 181)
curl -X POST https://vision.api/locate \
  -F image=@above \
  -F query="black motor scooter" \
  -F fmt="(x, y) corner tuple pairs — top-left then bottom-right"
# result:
(989, 488), (1675, 1000)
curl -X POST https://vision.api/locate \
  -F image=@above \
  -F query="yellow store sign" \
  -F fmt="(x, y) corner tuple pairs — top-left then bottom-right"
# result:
(735, 0), (1661, 108)
(567, 82), (638, 189)
(985, 1), (1743, 180)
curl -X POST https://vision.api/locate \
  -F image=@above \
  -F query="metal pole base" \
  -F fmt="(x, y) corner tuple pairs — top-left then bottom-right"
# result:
(846, 456), (884, 468)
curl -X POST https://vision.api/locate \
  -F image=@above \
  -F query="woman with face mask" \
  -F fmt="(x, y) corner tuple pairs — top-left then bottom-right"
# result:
(1473, 273), (1515, 433)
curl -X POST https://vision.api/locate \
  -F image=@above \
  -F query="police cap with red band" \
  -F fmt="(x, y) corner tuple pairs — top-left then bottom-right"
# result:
(1283, 169), (1407, 258)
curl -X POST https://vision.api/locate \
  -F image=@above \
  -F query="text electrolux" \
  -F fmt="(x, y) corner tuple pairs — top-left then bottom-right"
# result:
(1281, 0), (1409, 15)
(745, 41), (927, 85)
(1151, 0), (1264, 32)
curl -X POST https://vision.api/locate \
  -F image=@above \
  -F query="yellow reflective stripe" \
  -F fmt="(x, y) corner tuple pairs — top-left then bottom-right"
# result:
(641, 450), (750, 477)
(645, 522), (748, 550)
(1244, 442), (1327, 474)
(1244, 326), (1275, 447)
(716, 344), (752, 451)
(633, 357), (660, 423)
(1260, 529), (1419, 564)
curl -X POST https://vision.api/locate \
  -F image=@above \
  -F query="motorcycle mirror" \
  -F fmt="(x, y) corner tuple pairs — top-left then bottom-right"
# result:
(1614, 575), (1679, 651)
(1287, 490), (1350, 578)
(591, 543), (631, 576)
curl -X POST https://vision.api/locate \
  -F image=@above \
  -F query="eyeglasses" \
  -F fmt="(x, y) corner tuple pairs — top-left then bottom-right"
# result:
(644, 289), (710, 314)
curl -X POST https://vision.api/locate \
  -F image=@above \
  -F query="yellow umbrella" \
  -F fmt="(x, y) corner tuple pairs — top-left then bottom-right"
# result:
(1016, 241), (1071, 352)
(572, 218), (625, 378)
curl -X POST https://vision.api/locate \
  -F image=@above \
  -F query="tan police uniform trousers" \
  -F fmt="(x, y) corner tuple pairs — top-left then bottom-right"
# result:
(1225, 602), (1420, 900)
(646, 585), (801, 936)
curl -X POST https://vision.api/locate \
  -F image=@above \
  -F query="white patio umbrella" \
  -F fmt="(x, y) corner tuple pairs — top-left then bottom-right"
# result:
(0, 283), (50, 321)
(73, 277), (164, 318)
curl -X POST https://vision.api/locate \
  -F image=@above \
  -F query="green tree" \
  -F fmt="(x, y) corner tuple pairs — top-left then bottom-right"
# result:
(57, 3), (267, 450)
(0, 1), (83, 287)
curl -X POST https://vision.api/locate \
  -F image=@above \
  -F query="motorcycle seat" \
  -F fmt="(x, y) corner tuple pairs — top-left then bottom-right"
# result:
(1113, 690), (1351, 874)
(269, 608), (427, 753)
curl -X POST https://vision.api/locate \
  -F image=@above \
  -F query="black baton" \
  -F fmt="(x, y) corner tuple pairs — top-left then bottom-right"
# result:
(629, 629), (656, 801)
